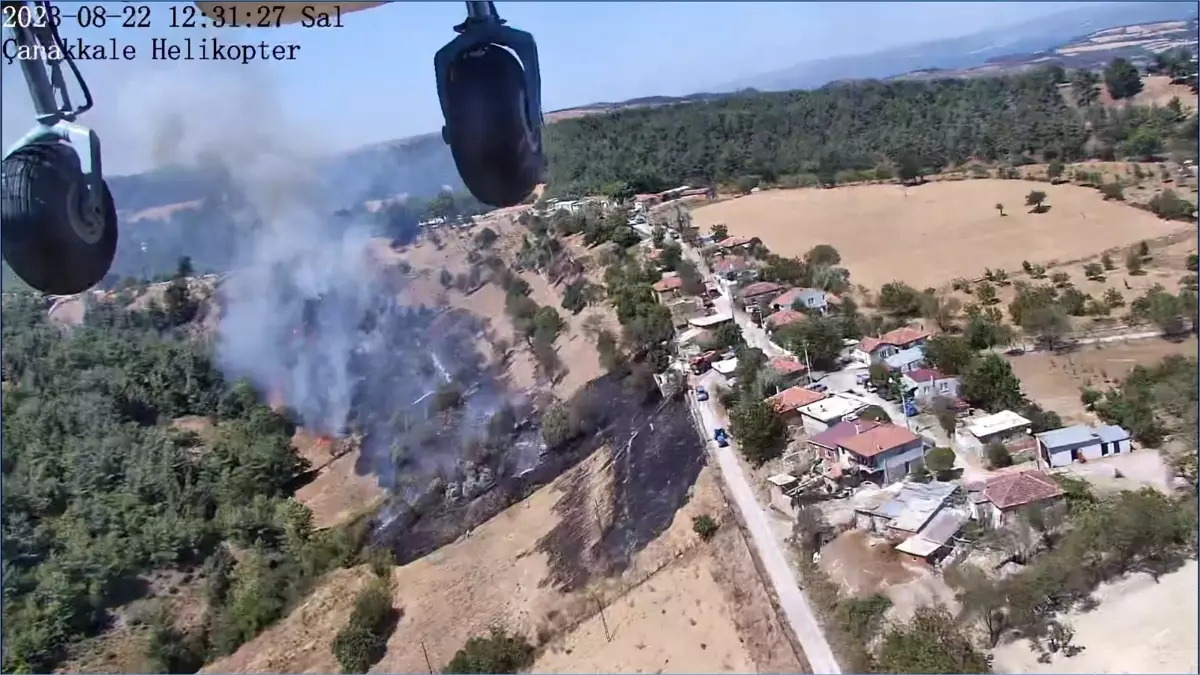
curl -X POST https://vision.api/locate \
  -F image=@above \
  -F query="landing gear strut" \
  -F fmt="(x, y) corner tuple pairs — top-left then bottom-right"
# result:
(435, 1), (544, 208)
(1, 1), (117, 295)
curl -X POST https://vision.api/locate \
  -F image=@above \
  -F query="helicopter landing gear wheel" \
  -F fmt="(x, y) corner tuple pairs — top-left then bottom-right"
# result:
(1, 142), (118, 295)
(443, 44), (540, 208)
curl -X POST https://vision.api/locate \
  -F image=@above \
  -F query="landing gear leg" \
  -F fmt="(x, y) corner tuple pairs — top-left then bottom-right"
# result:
(434, 1), (544, 208)
(1, 1), (117, 295)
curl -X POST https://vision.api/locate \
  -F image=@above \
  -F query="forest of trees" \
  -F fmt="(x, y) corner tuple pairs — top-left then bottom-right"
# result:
(0, 284), (373, 672)
(545, 66), (1198, 196)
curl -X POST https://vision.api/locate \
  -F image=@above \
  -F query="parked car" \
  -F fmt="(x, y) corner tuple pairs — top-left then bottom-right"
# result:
(713, 428), (730, 447)
(696, 386), (709, 402)
(806, 382), (828, 393)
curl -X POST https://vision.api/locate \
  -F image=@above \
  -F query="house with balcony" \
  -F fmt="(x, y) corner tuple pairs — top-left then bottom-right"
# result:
(825, 422), (927, 485)
(712, 257), (757, 283)
(853, 326), (931, 365)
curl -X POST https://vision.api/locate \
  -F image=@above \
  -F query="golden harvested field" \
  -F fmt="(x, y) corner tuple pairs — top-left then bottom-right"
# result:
(692, 180), (1192, 291)
(1007, 335), (1197, 424)
(203, 454), (806, 675)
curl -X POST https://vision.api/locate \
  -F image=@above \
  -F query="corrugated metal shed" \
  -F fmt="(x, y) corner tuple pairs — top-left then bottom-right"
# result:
(856, 481), (958, 533)
(1037, 424), (1100, 449)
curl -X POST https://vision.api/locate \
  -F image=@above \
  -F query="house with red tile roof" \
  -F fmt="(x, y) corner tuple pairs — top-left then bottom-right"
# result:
(715, 235), (756, 251)
(768, 384), (825, 415)
(968, 470), (1064, 528)
(830, 422), (927, 485)
(808, 419), (883, 462)
(901, 367), (960, 403)
(764, 309), (806, 331)
(712, 257), (757, 282)
(770, 287), (829, 314)
(853, 325), (932, 366)
(737, 281), (785, 308)
(652, 274), (684, 303)
(765, 357), (808, 388)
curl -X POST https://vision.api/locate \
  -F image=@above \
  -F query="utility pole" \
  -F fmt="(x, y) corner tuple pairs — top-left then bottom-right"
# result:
(420, 641), (434, 674)
(596, 597), (612, 642)
(899, 381), (913, 433)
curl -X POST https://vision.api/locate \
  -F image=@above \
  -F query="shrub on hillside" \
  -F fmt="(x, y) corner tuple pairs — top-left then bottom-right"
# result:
(443, 626), (535, 674)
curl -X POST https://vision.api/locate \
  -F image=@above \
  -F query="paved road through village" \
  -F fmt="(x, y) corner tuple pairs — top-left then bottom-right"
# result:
(681, 239), (842, 674)
(689, 384), (842, 674)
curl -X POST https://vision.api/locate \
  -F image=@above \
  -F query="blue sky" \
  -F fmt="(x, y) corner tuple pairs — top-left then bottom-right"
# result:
(2, 1), (1102, 175)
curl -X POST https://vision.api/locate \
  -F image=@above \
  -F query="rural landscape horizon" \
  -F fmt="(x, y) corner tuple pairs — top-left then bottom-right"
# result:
(1, 2), (1198, 675)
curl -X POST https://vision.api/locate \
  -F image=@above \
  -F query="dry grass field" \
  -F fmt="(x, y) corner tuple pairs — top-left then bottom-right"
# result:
(203, 455), (806, 675)
(692, 179), (1192, 291)
(943, 229), (1197, 332)
(1006, 334), (1198, 423)
(991, 559), (1198, 674)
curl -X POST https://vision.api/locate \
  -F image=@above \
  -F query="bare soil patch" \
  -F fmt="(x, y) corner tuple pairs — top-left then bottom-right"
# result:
(691, 180), (1188, 290)
(1007, 335), (1197, 423)
(991, 559), (1198, 674)
(817, 529), (957, 625)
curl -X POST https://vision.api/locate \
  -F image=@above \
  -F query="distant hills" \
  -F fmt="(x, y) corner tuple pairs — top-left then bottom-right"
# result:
(51, 1), (1193, 289)
(721, 1), (1198, 92)
(893, 16), (1198, 82)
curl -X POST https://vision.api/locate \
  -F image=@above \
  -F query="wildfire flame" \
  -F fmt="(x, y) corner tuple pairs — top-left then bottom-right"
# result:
(267, 386), (286, 411)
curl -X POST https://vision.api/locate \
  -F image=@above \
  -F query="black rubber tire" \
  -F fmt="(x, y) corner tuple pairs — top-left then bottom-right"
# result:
(444, 44), (541, 207)
(1, 142), (118, 295)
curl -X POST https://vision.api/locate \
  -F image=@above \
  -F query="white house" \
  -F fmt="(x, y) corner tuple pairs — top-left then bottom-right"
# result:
(1036, 424), (1133, 468)
(853, 326), (931, 365)
(796, 394), (868, 436)
(954, 409), (1034, 458)
(901, 368), (959, 403)
(770, 287), (828, 314)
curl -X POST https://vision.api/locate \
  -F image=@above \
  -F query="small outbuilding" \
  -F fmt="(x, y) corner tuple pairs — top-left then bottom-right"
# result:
(1036, 423), (1133, 468)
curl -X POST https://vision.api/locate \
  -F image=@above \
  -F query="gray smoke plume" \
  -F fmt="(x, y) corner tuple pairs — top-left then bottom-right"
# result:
(123, 63), (532, 495)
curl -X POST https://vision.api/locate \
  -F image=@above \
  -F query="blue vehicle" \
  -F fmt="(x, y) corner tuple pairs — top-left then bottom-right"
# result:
(806, 382), (828, 393)
(696, 386), (709, 402)
(903, 400), (919, 417)
(714, 427), (730, 447)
